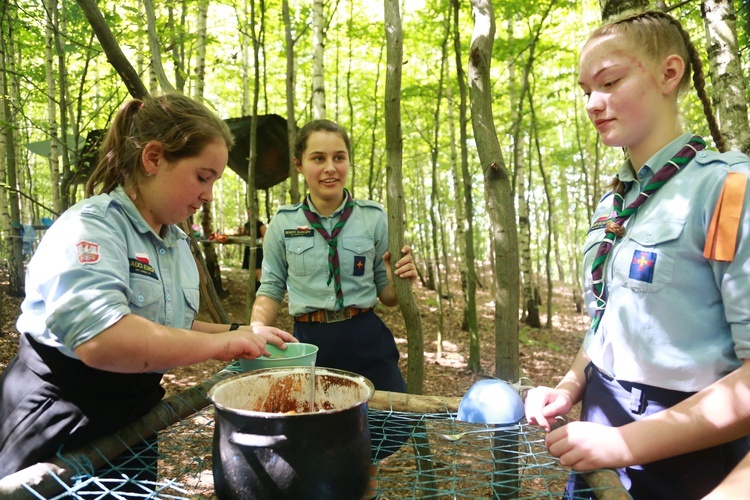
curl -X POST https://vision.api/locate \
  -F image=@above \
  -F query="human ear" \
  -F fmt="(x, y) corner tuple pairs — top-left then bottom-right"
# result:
(661, 54), (685, 95)
(141, 141), (163, 175)
(293, 157), (302, 173)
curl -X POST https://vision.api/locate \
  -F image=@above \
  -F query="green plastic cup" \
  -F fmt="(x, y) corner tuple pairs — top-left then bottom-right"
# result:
(239, 342), (319, 372)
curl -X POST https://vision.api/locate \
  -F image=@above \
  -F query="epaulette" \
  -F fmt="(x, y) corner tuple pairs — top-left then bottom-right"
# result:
(276, 202), (304, 213)
(704, 170), (748, 262)
(354, 199), (386, 212)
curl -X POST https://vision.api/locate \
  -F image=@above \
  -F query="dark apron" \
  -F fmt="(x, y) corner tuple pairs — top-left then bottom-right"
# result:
(566, 362), (750, 499)
(0, 333), (164, 482)
(294, 309), (410, 461)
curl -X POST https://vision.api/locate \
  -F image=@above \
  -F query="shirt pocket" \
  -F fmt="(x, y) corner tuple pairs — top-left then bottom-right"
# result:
(182, 287), (200, 329)
(285, 236), (317, 276)
(612, 220), (685, 293)
(129, 277), (165, 323)
(341, 236), (375, 277)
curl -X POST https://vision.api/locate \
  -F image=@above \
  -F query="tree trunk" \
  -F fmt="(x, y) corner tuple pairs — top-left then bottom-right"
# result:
(529, 92), (554, 329)
(469, 0), (519, 380)
(428, 29), (449, 359)
(244, 0), (263, 321)
(282, 0), (299, 204)
(453, 0), (479, 340)
(384, 0), (424, 394)
(1, 8), (24, 296)
(312, 0), (326, 119)
(44, 0), (61, 215)
(701, 0), (750, 154)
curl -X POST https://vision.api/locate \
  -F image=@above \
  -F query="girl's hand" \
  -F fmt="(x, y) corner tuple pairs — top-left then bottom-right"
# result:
(546, 421), (633, 471)
(383, 245), (417, 284)
(524, 385), (574, 431)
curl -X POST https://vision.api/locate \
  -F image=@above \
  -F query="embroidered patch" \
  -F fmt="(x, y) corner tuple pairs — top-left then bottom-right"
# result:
(129, 258), (159, 280)
(588, 215), (610, 233)
(353, 256), (366, 276)
(76, 240), (100, 265)
(284, 228), (315, 238)
(629, 250), (656, 283)
(135, 252), (150, 264)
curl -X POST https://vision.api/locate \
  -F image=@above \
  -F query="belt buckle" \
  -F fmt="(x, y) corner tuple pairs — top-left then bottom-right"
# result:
(324, 309), (347, 323)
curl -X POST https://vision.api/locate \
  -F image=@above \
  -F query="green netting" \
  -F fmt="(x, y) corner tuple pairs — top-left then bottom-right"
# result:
(0, 364), (631, 499)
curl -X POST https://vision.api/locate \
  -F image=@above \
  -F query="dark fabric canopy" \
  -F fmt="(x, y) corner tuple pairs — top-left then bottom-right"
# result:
(74, 114), (291, 190)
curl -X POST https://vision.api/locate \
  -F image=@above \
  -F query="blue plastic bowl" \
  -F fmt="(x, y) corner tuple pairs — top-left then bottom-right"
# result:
(238, 343), (318, 372)
(457, 378), (525, 425)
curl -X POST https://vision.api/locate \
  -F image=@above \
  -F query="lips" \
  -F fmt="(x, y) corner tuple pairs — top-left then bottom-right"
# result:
(594, 118), (614, 130)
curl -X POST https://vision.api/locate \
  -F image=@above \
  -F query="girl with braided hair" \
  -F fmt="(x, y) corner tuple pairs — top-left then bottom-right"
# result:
(524, 10), (750, 499)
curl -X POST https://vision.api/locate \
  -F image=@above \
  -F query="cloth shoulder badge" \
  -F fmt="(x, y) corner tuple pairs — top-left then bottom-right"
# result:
(76, 240), (100, 265)
(629, 250), (656, 283)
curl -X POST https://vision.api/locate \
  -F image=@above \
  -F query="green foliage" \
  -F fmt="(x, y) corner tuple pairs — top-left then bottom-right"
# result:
(3, 0), (747, 275)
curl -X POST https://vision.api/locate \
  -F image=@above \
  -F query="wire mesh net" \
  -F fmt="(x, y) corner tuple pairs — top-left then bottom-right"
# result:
(2, 364), (629, 499)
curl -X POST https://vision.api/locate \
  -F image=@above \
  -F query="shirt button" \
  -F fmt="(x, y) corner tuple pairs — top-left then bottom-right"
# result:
(639, 168), (647, 176)
(159, 248), (166, 255)
(137, 295), (144, 303)
(699, 152), (707, 158)
(166, 294), (171, 301)
(297, 247), (301, 252)
(357, 246), (362, 252)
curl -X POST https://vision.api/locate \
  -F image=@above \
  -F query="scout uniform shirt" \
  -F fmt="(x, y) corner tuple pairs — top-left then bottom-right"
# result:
(16, 186), (199, 360)
(259, 196), (390, 315)
(581, 132), (750, 392)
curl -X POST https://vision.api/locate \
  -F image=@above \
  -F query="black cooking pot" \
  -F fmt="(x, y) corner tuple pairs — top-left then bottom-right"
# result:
(208, 367), (375, 500)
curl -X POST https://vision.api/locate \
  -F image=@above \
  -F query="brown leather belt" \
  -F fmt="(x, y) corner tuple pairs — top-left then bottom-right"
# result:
(295, 307), (372, 323)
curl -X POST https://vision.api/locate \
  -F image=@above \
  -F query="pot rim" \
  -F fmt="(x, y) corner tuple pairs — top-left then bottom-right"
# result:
(208, 366), (375, 417)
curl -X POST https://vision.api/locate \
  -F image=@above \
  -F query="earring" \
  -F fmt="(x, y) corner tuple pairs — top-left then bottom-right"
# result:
(146, 172), (154, 177)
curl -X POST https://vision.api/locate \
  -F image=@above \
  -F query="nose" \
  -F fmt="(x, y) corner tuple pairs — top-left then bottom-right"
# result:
(586, 91), (605, 116)
(200, 186), (213, 204)
(323, 158), (336, 171)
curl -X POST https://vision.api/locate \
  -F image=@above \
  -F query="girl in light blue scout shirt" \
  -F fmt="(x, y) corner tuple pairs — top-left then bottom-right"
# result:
(524, 11), (750, 499)
(0, 93), (295, 485)
(250, 119), (417, 498)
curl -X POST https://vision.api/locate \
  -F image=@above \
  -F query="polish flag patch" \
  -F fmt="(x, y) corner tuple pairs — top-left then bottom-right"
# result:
(135, 252), (150, 264)
(76, 240), (100, 265)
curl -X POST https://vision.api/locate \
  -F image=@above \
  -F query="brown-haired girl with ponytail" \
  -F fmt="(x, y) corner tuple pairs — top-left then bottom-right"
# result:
(0, 93), (295, 489)
(524, 11), (750, 499)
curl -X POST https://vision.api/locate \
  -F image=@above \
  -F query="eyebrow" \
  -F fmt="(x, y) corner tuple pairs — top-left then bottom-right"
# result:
(578, 64), (621, 87)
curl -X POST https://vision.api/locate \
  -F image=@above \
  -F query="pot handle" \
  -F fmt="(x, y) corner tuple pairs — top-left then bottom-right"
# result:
(229, 431), (289, 448)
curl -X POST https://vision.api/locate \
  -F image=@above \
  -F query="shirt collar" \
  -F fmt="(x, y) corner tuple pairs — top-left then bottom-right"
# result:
(634, 132), (695, 179)
(307, 193), (350, 219)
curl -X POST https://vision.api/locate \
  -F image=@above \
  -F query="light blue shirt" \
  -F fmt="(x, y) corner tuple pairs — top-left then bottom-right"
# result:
(582, 133), (750, 391)
(259, 196), (390, 316)
(16, 186), (199, 359)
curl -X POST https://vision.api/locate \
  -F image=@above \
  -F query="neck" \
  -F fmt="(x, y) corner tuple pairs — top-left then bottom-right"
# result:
(309, 191), (346, 217)
(629, 121), (684, 171)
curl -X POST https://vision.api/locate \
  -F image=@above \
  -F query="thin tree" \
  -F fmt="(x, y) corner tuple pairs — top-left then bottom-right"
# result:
(469, 0), (520, 379)
(312, 0), (326, 119)
(44, 0), (62, 214)
(282, 0), (299, 203)
(244, 0), (264, 321)
(452, 0), (479, 340)
(701, 0), (750, 154)
(384, 0), (424, 394)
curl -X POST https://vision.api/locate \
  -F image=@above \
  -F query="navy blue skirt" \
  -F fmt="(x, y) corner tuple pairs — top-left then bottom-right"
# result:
(294, 309), (409, 460)
(567, 363), (750, 499)
(0, 333), (164, 482)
